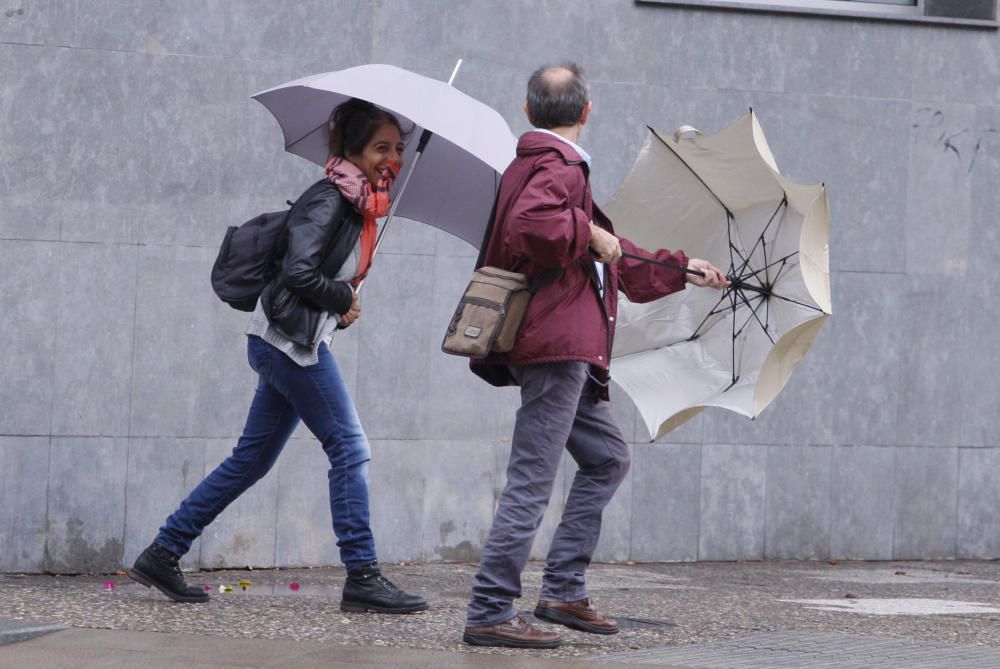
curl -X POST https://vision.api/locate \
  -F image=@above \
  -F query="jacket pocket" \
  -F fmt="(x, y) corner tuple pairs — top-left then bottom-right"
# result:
(270, 284), (294, 316)
(263, 281), (320, 349)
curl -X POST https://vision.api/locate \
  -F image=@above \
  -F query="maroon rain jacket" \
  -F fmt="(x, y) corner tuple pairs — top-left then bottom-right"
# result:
(471, 131), (690, 395)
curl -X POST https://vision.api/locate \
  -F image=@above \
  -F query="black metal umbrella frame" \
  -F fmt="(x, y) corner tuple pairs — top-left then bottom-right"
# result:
(627, 128), (826, 391)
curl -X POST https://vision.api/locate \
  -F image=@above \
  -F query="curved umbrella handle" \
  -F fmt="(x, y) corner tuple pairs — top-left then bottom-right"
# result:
(674, 125), (703, 141)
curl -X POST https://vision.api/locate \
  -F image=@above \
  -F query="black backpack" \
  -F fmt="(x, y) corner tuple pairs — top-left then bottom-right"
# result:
(210, 180), (325, 312)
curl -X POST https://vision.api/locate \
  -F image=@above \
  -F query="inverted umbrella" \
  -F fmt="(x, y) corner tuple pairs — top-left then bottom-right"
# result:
(252, 62), (517, 251)
(604, 111), (832, 439)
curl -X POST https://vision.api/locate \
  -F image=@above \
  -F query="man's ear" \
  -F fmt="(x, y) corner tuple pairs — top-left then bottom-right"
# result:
(523, 101), (533, 125)
(579, 100), (593, 127)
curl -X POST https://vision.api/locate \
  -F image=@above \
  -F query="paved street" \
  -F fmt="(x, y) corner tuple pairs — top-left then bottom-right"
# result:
(3, 560), (1000, 668)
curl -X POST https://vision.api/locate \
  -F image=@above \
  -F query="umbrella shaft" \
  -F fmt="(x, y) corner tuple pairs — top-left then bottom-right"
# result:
(356, 130), (433, 292)
(620, 251), (704, 277)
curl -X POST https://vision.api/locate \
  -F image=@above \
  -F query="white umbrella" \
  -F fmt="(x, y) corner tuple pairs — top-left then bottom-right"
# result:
(252, 62), (517, 249)
(605, 111), (832, 439)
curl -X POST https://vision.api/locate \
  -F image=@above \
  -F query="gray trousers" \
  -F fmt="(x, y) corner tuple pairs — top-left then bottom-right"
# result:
(466, 361), (631, 627)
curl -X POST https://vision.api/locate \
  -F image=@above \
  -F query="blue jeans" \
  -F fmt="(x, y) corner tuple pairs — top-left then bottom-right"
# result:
(155, 335), (376, 570)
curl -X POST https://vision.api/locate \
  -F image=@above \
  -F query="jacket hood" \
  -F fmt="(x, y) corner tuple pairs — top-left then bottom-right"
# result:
(516, 130), (587, 167)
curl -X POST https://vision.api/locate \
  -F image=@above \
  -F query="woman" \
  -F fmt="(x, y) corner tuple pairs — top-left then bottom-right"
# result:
(129, 98), (427, 614)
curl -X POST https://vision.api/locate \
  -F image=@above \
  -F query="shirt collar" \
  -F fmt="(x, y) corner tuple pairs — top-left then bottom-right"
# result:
(531, 128), (592, 168)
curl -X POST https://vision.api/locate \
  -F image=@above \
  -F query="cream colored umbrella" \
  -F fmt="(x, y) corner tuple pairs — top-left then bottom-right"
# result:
(605, 111), (831, 439)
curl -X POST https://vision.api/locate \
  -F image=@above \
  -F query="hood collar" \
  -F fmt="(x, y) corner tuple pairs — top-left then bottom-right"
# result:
(517, 130), (589, 172)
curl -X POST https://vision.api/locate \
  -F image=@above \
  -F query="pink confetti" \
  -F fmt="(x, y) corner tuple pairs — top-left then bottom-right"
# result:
(103, 581), (115, 591)
(289, 582), (300, 591)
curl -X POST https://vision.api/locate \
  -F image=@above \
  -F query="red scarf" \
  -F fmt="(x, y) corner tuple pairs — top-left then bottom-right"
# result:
(324, 157), (398, 286)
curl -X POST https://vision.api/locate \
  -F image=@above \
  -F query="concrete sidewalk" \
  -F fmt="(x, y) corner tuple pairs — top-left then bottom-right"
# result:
(0, 628), (660, 669)
(3, 560), (1000, 668)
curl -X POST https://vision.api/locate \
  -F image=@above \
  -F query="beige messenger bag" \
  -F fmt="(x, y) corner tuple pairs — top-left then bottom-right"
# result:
(441, 265), (563, 358)
(444, 172), (562, 358)
(441, 267), (531, 358)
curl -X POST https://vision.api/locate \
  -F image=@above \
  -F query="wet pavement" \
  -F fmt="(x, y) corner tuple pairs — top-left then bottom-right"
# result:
(3, 560), (1000, 667)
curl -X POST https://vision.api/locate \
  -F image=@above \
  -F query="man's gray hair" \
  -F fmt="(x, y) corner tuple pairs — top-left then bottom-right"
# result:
(526, 62), (590, 130)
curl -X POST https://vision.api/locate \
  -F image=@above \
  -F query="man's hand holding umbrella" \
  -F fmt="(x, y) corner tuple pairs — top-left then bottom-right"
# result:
(590, 223), (729, 290)
(686, 257), (730, 289)
(589, 222), (623, 263)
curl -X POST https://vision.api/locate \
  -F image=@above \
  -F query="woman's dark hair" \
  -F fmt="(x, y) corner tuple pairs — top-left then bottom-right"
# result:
(526, 63), (590, 130)
(327, 98), (408, 158)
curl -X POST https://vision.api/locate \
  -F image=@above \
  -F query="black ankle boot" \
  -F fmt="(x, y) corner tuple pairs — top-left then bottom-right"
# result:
(340, 564), (428, 614)
(128, 543), (209, 603)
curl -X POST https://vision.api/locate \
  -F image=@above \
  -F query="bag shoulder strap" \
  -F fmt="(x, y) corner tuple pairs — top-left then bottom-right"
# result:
(528, 268), (562, 294)
(474, 183), (500, 270)
(477, 170), (564, 295)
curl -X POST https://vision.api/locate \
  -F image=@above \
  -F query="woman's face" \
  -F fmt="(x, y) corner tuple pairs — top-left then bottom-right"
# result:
(347, 122), (405, 184)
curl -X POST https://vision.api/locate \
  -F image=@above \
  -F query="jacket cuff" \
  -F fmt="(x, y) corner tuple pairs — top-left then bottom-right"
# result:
(330, 281), (354, 315)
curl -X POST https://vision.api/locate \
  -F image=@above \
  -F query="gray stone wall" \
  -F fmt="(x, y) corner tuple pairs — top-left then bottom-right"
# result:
(2, 1), (998, 573)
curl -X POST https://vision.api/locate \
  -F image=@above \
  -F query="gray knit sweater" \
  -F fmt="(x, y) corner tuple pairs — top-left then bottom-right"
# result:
(246, 241), (361, 367)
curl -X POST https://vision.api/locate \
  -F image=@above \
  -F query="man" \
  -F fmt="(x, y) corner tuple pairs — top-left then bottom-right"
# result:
(462, 63), (728, 649)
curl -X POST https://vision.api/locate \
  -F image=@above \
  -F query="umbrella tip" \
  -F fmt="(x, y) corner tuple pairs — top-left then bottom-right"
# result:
(447, 59), (464, 86)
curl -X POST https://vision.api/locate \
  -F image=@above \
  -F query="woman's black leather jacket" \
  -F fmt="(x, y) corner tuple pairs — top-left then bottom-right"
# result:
(260, 179), (363, 348)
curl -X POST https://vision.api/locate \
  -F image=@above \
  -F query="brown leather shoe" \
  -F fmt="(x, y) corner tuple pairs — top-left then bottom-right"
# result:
(463, 614), (562, 648)
(534, 598), (620, 635)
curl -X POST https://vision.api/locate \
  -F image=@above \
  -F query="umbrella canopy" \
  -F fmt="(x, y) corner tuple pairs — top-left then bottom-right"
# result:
(252, 63), (517, 247)
(604, 111), (832, 439)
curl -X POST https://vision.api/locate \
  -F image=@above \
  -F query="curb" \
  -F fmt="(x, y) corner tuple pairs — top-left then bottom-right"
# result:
(0, 619), (69, 646)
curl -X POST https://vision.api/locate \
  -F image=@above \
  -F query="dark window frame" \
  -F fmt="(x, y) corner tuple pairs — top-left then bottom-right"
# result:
(637, 0), (998, 28)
